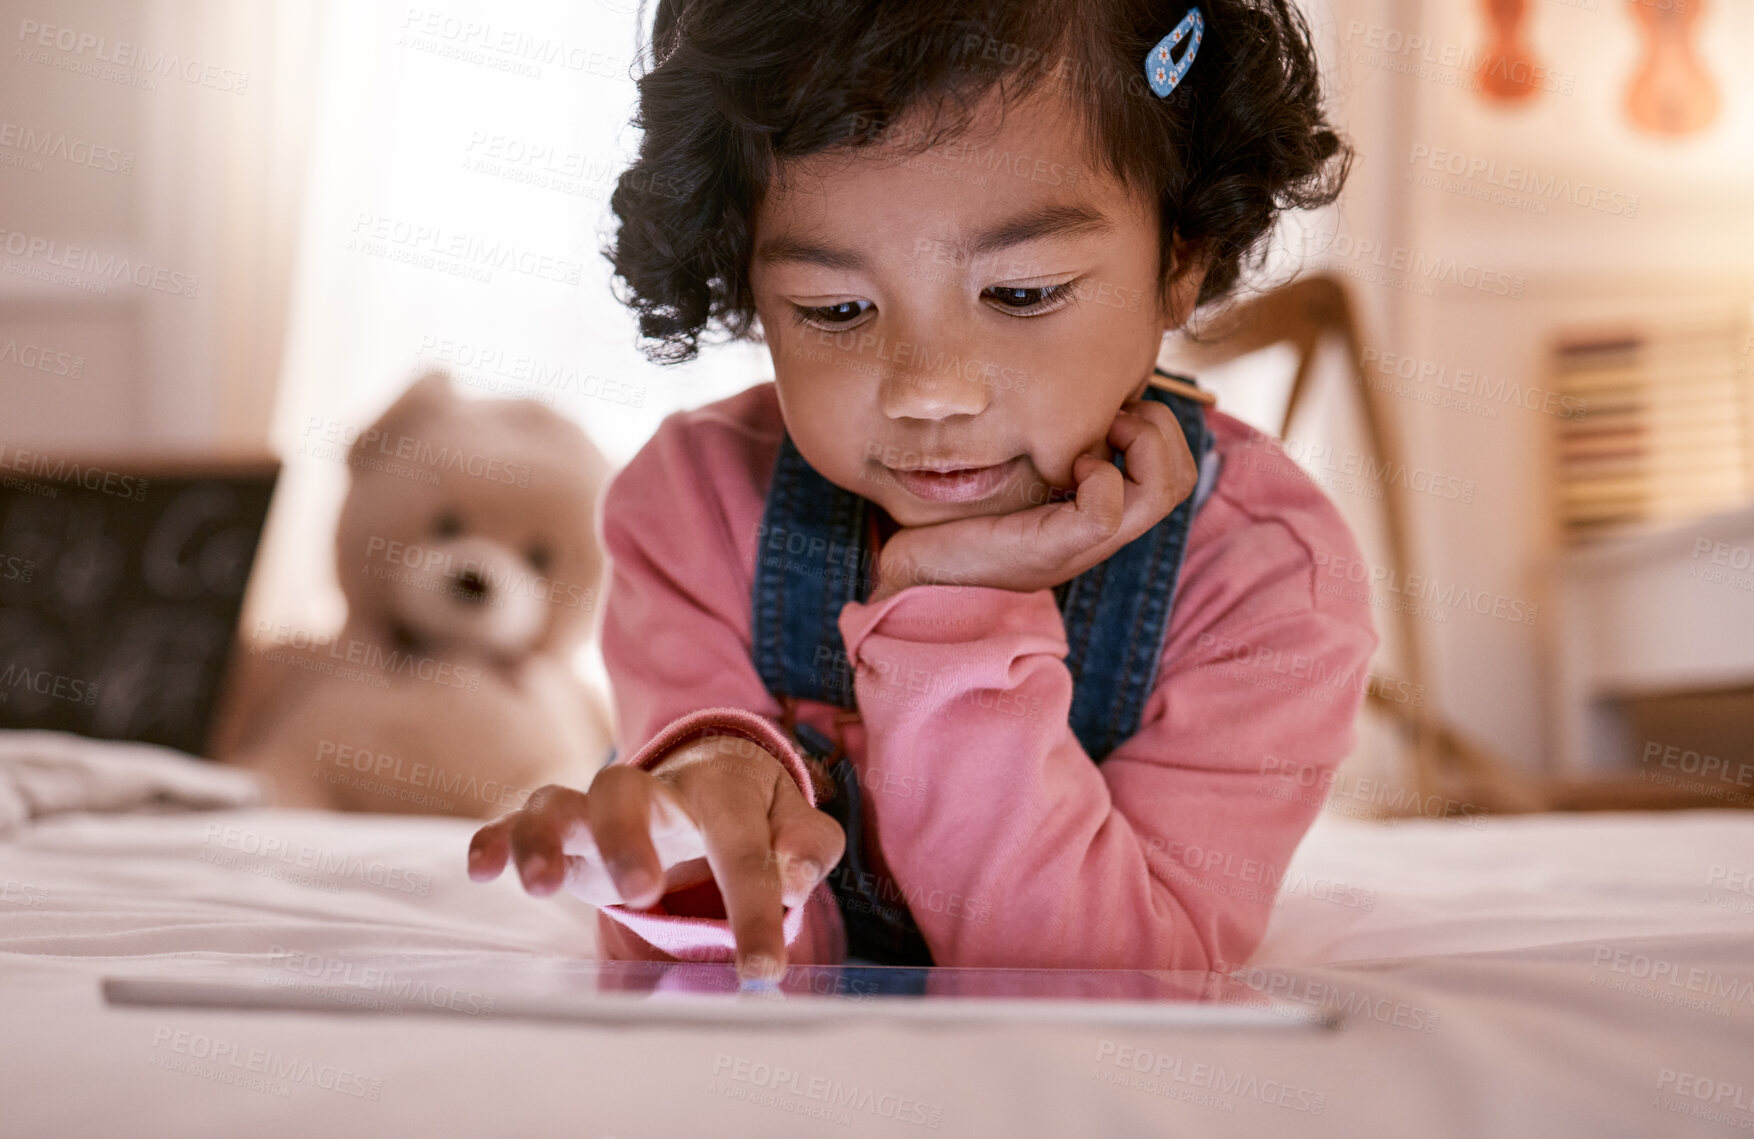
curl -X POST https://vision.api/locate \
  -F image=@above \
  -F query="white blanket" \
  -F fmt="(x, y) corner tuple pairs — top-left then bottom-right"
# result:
(2, 741), (1752, 1137)
(0, 730), (262, 836)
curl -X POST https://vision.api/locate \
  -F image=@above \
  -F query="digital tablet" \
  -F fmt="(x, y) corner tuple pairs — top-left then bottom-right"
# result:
(102, 953), (1339, 1031)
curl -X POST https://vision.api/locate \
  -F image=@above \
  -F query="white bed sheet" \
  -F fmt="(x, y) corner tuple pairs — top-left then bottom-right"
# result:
(3, 802), (1753, 1137)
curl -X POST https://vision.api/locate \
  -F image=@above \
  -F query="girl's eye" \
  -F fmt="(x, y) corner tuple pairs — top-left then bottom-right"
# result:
(983, 282), (1078, 316)
(790, 300), (871, 329)
(790, 282), (1079, 330)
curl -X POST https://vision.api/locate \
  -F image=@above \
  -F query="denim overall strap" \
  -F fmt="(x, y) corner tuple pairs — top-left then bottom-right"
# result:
(1054, 374), (1216, 759)
(746, 369), (1214, 965)
(749, 430), (872, 709)
(751, 426), (930, 960)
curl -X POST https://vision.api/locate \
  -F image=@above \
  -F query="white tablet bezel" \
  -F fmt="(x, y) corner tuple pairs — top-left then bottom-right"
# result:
(101, 956), (1341, 1032)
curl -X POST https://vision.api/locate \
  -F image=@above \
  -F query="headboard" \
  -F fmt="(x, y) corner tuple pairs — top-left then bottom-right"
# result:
(0, 454), (279, 757)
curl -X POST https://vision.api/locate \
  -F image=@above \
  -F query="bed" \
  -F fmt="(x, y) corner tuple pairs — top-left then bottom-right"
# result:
(2, 732), (1752, 1138)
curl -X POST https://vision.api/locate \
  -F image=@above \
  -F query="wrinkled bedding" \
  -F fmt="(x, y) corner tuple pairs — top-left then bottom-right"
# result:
(2, 737), (1752, 1137)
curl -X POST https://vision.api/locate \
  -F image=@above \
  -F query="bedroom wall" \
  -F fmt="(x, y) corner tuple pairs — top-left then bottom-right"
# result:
(1288, 0), (1754, 774)
(0, 0), (321, 452)
(5, 0), (1751, 776)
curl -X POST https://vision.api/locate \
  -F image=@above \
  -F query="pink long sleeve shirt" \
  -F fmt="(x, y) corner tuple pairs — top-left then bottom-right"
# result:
(593, 380), (1379, 970)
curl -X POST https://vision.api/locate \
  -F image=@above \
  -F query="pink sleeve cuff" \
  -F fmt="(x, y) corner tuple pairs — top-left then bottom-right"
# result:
(613, 705), (817, 808)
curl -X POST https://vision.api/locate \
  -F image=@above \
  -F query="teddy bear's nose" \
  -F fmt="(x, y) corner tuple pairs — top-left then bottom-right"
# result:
(454, 569), (490, 604)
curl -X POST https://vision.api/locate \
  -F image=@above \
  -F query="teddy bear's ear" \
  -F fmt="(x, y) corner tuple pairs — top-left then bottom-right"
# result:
(351, 370), (453, 465)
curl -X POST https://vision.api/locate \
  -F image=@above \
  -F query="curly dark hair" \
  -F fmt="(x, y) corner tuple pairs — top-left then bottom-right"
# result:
(602, 0), (1352, 365)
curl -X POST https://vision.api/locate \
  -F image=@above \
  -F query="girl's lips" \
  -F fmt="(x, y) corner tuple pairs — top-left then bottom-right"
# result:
(886, 456), (1024, 503)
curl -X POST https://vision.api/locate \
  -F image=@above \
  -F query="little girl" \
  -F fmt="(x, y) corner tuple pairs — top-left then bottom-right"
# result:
(468, 0), (1378, 981)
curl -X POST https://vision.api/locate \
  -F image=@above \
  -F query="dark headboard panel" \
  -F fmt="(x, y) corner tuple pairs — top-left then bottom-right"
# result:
(0, 455), (280, 756)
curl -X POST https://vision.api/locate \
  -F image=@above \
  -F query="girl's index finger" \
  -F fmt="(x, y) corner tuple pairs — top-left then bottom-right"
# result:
(689, 786), (790, 981)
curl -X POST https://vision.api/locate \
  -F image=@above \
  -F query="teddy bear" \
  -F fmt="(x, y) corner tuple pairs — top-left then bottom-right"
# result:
(215, 370), (616, 818)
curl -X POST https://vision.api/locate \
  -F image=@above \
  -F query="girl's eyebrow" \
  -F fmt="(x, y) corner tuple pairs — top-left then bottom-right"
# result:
(755, 201), (1112, 272)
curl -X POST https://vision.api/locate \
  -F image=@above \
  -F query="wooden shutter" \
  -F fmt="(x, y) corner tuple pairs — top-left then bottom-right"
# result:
(1551, 315), (1754, 542)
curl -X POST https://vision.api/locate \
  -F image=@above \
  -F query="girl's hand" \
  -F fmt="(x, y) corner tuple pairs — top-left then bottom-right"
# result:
(467, 734), (845, 981)
(868, 398), (1199, 604)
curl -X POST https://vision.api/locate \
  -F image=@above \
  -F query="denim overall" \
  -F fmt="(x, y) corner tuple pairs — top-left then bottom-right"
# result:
(748, 368), (1220, 966)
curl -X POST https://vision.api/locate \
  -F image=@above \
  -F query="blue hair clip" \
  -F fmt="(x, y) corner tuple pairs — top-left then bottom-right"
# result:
(1144, 6), (1204, 98)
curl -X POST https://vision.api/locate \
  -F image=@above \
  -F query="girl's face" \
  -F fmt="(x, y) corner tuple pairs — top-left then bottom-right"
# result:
(749, 89), (1202, 529)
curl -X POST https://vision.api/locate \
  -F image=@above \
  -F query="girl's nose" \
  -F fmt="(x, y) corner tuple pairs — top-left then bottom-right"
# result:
(877, 357), (992, 421)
